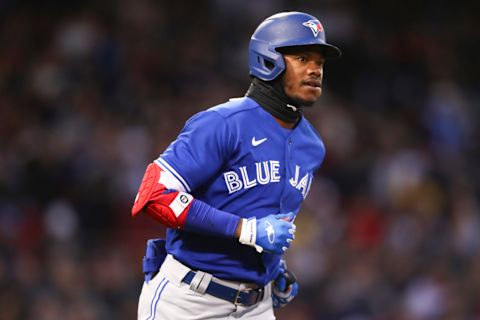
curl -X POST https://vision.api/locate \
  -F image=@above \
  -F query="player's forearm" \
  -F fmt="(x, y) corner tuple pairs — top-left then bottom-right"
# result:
(184, 199), (241, 238)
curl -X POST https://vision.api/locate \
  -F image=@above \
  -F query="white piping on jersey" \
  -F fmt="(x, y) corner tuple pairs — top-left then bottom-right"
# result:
(156, 164), (187, 192)
(155, 158), (191, 192)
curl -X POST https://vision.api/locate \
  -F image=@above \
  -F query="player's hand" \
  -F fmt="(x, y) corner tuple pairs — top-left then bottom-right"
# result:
(256, 213), (296, 253)
(239, 212), (296, 254)
(272, 260), (299, 308)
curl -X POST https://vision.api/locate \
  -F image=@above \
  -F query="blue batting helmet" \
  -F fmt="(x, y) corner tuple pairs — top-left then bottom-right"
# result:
(249, 11), (342, 81)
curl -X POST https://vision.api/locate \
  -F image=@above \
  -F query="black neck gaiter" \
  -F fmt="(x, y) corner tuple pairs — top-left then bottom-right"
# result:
(245, 77), (302, 124)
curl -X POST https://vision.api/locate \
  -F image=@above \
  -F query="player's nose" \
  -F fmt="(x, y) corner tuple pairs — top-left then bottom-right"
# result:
(307, 63), (322, 77)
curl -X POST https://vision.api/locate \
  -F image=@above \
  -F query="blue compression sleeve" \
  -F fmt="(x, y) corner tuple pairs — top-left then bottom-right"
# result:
(184, 200), (240, 238)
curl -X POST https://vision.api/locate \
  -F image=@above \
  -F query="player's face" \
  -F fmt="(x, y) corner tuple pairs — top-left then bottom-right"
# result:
(281, 46), (325, 106)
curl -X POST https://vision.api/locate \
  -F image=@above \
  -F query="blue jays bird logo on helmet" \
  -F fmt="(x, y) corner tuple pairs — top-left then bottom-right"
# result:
(302, 20), (323, 37)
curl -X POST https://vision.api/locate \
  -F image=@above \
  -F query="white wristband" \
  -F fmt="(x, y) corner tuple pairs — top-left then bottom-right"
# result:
(238, 218), (263, 253)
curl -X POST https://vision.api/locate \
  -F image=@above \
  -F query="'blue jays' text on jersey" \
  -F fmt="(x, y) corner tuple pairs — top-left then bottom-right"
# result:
(156, 97), (325, 286)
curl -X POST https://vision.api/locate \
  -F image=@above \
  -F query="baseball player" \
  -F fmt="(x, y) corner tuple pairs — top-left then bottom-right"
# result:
(132, 11), (341, 319)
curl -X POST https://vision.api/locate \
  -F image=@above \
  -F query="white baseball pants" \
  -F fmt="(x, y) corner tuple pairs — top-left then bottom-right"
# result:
(137, 254), (275, 319)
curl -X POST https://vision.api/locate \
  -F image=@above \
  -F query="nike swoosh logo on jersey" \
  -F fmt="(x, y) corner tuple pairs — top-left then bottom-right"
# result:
(252, 137), (267, 146)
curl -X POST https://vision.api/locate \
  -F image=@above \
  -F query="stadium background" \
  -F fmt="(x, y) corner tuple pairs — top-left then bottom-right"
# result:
(1, 0), (479, 319)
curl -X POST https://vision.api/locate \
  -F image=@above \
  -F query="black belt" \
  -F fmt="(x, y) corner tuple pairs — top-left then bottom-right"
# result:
(182, 271), (265, 306)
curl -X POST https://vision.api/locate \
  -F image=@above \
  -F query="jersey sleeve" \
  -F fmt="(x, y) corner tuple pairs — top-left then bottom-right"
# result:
(155, 110), (232, 193)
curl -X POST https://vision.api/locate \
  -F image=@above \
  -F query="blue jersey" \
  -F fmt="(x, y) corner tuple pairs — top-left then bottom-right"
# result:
(156, 97), (325, 286)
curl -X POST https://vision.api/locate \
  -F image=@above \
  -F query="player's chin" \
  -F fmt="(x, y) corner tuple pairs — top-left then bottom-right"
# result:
(300, 87), (322, 106)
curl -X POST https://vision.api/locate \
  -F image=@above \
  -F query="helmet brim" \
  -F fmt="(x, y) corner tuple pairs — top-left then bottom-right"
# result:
(322, 43), (342, 59)
(277, 43), (342, 59)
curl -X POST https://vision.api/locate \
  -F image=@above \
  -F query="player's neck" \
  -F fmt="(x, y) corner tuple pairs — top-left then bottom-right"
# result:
(245, 77), (302, 124)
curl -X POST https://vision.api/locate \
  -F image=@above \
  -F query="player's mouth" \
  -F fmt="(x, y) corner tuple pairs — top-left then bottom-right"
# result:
(302, 79), (322, 89)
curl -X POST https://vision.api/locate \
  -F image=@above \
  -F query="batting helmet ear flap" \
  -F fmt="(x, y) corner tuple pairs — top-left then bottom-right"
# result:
(249, 38), (286, 81)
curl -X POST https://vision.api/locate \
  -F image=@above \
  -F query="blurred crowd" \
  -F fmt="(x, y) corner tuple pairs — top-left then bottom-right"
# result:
(1, 0), (479, 319)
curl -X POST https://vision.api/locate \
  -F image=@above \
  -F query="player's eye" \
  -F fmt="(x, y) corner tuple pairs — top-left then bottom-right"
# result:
(297, 56), (307, 63)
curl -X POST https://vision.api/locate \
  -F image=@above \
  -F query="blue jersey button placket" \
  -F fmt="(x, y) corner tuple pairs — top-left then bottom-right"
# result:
(279, 136), (293, 213)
